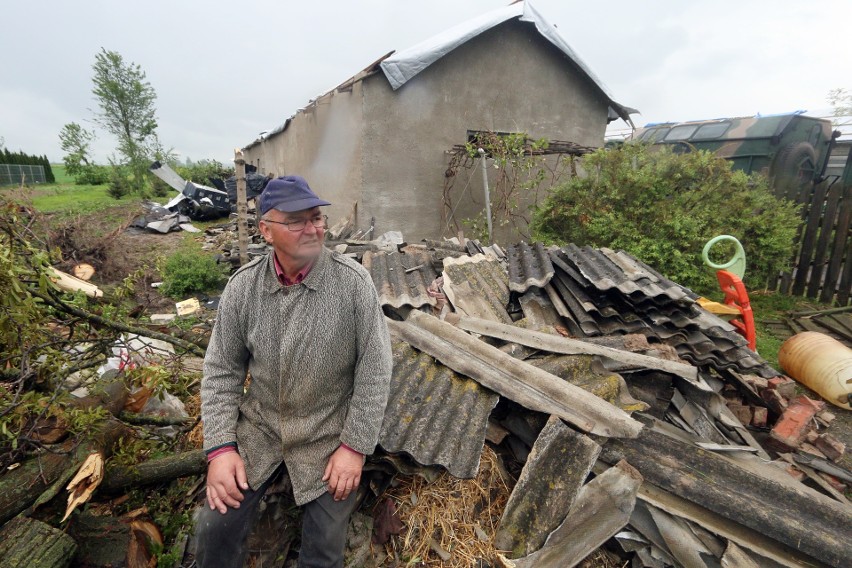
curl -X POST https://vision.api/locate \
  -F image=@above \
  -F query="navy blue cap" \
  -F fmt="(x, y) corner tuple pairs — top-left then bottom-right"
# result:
(259, 175), (331, 215)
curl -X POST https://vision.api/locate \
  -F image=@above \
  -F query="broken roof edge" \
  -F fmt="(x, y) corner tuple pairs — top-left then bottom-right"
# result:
(242, 50), (395, 151)
(379, 0), (637, 123)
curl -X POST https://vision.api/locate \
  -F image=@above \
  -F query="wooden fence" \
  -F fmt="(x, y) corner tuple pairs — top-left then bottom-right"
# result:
(772, 179), (852, 304)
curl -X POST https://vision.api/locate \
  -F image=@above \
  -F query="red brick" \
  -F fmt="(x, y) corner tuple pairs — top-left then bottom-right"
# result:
(761, 388), (788, 415)
(815, 433), (846, 462)
(751, 407), (768, 428)
(769, 396), (825, 451)
(727, 403), (753, 426)
(768, 376), (797, 400)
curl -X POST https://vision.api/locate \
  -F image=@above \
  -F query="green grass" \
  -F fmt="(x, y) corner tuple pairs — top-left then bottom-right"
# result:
(19, 164), (137, 218)
(51, 163), (75, 184)
(749, 292), (833, 370)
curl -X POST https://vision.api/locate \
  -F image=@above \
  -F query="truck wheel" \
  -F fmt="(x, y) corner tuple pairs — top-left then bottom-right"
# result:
(773, 142), (816, 201)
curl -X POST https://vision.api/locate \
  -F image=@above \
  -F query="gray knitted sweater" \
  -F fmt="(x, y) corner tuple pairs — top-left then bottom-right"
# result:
(201, 247), (393, 505)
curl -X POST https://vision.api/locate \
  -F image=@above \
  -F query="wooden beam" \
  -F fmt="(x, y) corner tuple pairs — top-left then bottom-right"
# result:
(450, 314), (698, 380)
(233, 148), (249, 266)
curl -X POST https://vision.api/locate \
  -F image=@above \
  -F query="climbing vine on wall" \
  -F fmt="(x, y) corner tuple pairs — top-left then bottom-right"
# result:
(441, 131), (590, 242)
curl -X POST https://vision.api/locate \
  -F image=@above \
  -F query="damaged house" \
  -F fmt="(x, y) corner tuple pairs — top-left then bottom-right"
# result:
(241, 1), (635, 242)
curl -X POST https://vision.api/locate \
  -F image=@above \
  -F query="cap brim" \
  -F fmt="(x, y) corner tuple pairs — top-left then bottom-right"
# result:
(271, 197), (332, 213)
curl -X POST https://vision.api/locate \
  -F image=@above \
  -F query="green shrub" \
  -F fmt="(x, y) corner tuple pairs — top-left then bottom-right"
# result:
(159, 251), (227, 299)
(106, 165), (132, 199)
(74, 165), (110, 185)
(174, 159), (234, 186)
(530, 144), (801, 294)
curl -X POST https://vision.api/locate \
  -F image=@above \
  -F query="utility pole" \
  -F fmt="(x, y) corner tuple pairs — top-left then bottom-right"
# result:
(478, 148), (493, 244)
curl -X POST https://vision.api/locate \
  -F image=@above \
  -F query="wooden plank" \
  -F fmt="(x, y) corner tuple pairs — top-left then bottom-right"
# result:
(792, 181), (829, 296)
(451, 314), (698, 381)
(508, 460), (642, 568)
(821, 185), (852, 303)
(387, 312), (643, 438)
(807, 183), (842, 298)
(836, 230), (852, 305)
(48, 267), (103, 298)
(812, 315), (852, 344)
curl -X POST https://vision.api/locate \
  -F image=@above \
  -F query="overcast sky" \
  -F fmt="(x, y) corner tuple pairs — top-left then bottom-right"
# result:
(2, 0), (851, 164)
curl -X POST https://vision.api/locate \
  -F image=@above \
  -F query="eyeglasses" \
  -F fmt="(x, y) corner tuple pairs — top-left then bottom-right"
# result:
(262, 214), (328, 232)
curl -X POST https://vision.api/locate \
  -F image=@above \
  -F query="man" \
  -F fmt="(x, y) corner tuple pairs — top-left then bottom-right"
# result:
(196, 175), (393, 567)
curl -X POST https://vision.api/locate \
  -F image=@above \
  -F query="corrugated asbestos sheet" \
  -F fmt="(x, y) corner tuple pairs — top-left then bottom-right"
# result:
(553, 244), (694, 305)
(442, 254), (512, 323)
(362, 250), (438, 309)
(507, 242), (554, 293)
(545, 246), (779, 378)
(378, 340), (498, 478)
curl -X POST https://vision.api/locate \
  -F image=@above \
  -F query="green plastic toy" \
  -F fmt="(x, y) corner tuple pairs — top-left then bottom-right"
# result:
(702, 235), (746, 279)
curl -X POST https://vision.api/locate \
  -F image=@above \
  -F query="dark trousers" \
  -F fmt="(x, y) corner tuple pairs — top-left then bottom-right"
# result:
(194, 468), (357, 568)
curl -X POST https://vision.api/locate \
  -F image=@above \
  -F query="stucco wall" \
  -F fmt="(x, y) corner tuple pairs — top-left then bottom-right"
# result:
(243, 82), (364, 225)
(245, 19), (613, 243)
(360, 19), (609, 242)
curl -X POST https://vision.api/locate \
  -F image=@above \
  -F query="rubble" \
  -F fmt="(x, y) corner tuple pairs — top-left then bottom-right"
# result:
(6, 208), (852, 568)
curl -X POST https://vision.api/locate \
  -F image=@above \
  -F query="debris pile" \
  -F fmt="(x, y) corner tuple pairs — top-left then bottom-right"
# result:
(4, 198), (851, 568)
(322, 230), (851, 567)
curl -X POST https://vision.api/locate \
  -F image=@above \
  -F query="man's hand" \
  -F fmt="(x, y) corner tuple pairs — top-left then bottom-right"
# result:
(322, 446), (363, 501)
(206, 451), (249, 514)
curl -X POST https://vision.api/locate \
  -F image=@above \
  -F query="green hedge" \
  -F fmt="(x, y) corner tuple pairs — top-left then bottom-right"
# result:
(530, 144), (801, 295)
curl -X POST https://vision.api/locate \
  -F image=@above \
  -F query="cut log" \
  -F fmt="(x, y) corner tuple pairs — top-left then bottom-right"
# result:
(387, 312), (642, 438)
(102, 449), (207, 493)
(507, 460), (642, 568)
(495, 416), (601, 557)
(0, 516), (77, 568)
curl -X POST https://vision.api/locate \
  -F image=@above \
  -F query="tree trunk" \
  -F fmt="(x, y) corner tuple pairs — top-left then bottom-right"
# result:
(0, 516), (77, 568)
(0, 418), (129, 525)
(0, 378), (130, 524)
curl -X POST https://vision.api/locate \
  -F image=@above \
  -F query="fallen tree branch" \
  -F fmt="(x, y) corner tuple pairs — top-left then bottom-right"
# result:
(119, 411), (195, 427)
(35, 289), (206, 357)
(101, 449), (207, 493)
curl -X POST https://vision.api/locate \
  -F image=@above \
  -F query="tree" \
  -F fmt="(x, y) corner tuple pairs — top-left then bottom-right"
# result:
(530, 144), (801, 294)
(91, 48), (159, 192)
(827, 88), (852, 130)
(58, 122), (95, 176)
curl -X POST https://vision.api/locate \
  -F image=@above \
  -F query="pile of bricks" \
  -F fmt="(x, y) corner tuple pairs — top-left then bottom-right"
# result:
(724, 374), (847, 492)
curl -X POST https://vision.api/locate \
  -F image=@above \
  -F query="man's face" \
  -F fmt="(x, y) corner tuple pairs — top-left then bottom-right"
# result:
(259, 206), (326, 262)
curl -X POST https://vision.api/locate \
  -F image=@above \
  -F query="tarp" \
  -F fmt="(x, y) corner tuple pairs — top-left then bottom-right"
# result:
(379, 1), (636, 122)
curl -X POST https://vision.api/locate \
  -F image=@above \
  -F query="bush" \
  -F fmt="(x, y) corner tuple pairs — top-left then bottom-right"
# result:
(74, 165), (110, 185)
(106, 165), (132, 199)
(174, 159), (234, 186)
(159, 251), (227, 299)
(530, 144), (801, 294)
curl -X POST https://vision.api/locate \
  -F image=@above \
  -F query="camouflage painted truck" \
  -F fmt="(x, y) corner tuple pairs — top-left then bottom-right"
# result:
(631, 112), (850, 199)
